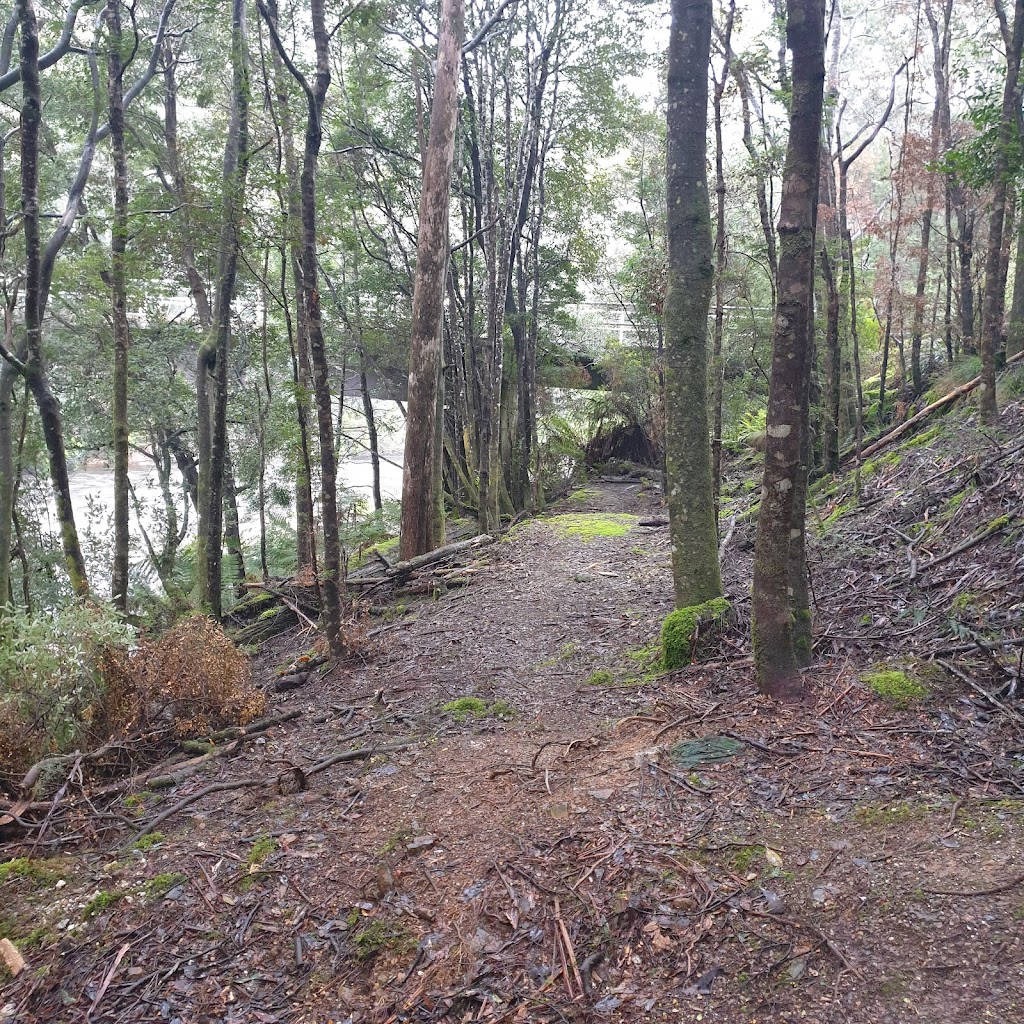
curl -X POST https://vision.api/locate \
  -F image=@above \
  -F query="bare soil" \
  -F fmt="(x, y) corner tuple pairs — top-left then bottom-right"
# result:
(4, 404), (1024, 1024)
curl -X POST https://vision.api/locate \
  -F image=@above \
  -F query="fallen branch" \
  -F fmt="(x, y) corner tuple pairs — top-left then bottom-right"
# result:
(921, 872), (1024, 897)
(128, 738), (415, 843)
(917, 518), (1013, 572)
(746, 908), (862, 978)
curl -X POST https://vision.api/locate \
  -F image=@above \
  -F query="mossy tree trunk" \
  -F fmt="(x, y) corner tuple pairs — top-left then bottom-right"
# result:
(751, 0), (826, 700)
(663, 0), (722, 611)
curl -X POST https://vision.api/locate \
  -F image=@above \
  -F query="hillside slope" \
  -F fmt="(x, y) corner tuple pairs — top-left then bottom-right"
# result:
(4, 406), (1023, 1024)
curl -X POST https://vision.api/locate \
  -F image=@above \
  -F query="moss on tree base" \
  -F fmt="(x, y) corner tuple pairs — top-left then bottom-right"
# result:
(661, 597), (731, 670)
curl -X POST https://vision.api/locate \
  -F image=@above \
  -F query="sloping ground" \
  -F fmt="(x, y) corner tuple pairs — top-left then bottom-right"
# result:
(3, 409), (1024, 1024)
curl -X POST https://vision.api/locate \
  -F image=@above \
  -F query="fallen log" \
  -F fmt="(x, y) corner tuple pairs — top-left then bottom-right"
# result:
(348, 534), (495, 586)
(844, 349), (1024, 464)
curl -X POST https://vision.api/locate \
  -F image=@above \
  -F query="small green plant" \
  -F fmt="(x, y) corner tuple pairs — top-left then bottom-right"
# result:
(730, 845), (766, 874)
(82, 889), (122, 919)
(143, 872), (186, 900)
(863, 669), (927, 707)
(239, 835), (277, 890)
(441, 696), (488, 720)
(0, 858), (61, 887)
(0, 603), (136, 782)
(585, 669), (616, 687)
(441, 696), (513, 721)
(543, 513), (638, 541)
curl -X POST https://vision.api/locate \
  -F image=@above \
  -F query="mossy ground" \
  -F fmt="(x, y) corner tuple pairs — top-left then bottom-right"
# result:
(862, 669), (927, 707)
(542, 513), (638, 541)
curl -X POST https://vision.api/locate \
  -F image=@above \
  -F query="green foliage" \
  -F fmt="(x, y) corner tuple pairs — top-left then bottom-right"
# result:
(0, 603), (136, 781)
(129, 832), (165, 852)
(82, 889), (123, 920)
(0, 858), (61, 888)
(660, 598), (731, 670)
(585, 669), (616, 687)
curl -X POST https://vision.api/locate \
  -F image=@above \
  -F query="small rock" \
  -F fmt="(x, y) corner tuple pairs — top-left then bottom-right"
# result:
(406, 835), (437, 853)
(787, 957), (808, 980)
(589, 789), (614, 801)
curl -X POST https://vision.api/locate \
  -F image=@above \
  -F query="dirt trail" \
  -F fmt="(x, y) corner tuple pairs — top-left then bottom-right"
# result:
(6, 472), (1024, 1024)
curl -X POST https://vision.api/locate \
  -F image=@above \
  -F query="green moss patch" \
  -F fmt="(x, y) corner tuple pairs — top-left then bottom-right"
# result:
(0, 857), (61, 888)
(863, 669), (927, 707)
(661, 598), (731, 670)
(584, 669), (616, 687)
(143, 872), (186, 900)
(352, 918), (413, 961)
(543, 513), (638, 541)
(441, 697), (513, 721)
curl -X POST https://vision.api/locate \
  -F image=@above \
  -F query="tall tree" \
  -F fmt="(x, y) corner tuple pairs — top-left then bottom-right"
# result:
(401, 0), (465, 558)
(663, 0), (722, 610)
(107, 0), (130, 612)
(8, 0), (89, 596)
(980, 0), (1024, 418)
(259, 0), (344, 653)
(196, 0), (250, 617)
(751, 0), (826, 700)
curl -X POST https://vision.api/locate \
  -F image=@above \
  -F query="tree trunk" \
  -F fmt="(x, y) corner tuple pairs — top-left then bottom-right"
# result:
(664, 0), (721, 610)
(401, 0), (464, 558)
(259, 0), (343, 652)
(266, 0), (315, 573)
(107, 0), (130, 612)
(751, 0), (825, 700)
(14, 0), (88, 596)
(711, 3), (735, 511)
(196, 0), (249, 617)
(1008, 210), (1024, 358)
(980, 0), (1024, 419)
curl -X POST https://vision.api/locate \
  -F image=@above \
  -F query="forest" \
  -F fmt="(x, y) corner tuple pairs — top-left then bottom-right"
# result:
(1, 0), (1023, 1021)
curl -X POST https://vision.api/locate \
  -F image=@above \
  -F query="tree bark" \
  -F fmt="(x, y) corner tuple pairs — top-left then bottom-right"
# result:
(711, 2), (735, 512)
(751, 0), (826, 700)
(664, 0), (721, 610)
(401, 0), (465, 558)
(980, 0), (1024, 419)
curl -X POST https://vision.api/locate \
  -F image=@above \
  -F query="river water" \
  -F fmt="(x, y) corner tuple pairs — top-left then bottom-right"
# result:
(65, 402), (406, 559)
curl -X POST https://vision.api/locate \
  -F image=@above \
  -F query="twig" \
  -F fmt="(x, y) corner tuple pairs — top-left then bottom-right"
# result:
(935, 659), (1024, 724)
(918, 518), (1013, 573)
(745, 908), (862, 978)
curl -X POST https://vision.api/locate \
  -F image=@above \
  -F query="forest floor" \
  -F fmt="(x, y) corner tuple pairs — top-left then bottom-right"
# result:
(4, 402), (1024, 1024)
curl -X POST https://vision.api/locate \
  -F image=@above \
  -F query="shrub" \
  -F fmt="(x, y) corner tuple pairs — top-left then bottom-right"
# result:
(0, 603), (136, 783)
(106, 615), (265, 738)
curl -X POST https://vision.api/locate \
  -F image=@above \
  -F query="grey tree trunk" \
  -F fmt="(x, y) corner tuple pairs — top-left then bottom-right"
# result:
(751, 0), (826, 700)
(401, 0), (465, 558)
(663, 0), (721, 610)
